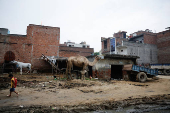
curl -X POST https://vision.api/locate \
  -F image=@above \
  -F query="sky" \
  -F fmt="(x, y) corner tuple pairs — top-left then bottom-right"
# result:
(0, 0), (170, 52)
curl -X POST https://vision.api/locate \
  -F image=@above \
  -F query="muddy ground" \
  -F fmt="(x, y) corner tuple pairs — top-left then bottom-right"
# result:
(0, 74), (170, 112)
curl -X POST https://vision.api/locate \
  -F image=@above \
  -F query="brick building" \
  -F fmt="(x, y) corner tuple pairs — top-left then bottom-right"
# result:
(0, 24), (60, 71)
(114, 31), (127, 38)
(129, 29), (157, 45)
(86, 54), (139, 80)
(59, 41), (94, 57)
(101, 31), (128, 54)
(157, 29), (170, 63)
(101, 29), (170, 65)
(0, 24), (94, 73)
(129, 29), (170, 64)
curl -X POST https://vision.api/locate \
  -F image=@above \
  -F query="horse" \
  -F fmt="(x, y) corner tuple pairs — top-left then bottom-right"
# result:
(10, 61), (31, 75)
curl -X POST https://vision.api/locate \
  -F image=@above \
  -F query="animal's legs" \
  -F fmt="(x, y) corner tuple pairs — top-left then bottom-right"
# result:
(27, 66), (31, 74)
(67, 62), (73, 80)
(20, 67), (22, 75)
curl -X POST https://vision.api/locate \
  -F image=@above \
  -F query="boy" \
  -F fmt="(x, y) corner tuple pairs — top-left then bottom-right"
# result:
(7, 74), (18, 97)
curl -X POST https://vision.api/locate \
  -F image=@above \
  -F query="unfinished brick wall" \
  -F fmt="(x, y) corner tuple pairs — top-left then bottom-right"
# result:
(144, 34), (157, 45)
(130, 31), (156, 37)
(101, 37), (127, 54)
(101, 38), (111, 53)
(114, 31), (126, 38)
(96, 68), (111, 79)
(157, 30), (170, 63)
(59, 45), (94, 57)
(28, 25), (60, 68)
(0, 24), (60, 70)
(101, 38), (104, 53)
(0, 35), (29, 64)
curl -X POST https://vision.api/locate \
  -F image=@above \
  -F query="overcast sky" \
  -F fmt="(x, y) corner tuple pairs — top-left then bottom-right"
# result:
(0, 0), (170, 52)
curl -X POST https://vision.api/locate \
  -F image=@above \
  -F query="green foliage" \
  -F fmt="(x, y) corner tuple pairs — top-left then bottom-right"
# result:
(85, 77), (90, 80)
(94, 52), (99, 56)
(59, 77), (67, 81)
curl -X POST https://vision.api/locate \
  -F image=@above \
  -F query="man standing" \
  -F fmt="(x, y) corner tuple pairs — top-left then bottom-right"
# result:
(7, 74), (18, 97)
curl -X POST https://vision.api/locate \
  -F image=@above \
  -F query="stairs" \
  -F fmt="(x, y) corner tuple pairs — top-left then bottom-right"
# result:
(41, 54), (60, 73)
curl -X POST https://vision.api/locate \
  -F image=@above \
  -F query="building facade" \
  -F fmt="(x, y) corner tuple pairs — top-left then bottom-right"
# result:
(101, 29), (170, 65)
(157, 29), (170, 63)
(0, 24), (95, 72)
(0, 24), (60, 70)
(86, 54), (139, 80)
(59, 41), (94, 57)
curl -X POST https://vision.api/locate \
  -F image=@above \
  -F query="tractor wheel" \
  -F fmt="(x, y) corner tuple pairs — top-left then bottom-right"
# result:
(136, 72), (147, 82)
(163, 69), (170, 75)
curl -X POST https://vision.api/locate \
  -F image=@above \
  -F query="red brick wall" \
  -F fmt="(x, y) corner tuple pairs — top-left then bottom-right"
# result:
(101, 37), (127, 54)
(0, 35), (29, 64)
(93, 68), (111, 79)
(144, 34), (157, 45)
(101, 39), (105, 53)
(157, 30), (170, 63)
(114, 31), (126, 38)
(59, 45), (94, 57)
(0, 24), (60, 70)
(101, 38), (110, 53)
(116, 38), (126, 46)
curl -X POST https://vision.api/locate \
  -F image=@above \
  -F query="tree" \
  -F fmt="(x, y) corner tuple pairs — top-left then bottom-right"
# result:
(94, 52), (99, 56)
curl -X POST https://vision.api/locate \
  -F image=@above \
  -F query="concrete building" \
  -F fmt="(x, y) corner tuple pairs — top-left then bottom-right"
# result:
(64, 41), (90, 48)
(86, 54), (139, 80)
(117, 41), (157, 64)
(0, 28), (10, 35)
(101, 30), (158, 65)
(129, 29), (170, 64)
(101, 28), (170, 65)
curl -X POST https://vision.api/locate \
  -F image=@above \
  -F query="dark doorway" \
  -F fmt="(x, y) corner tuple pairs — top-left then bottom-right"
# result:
(3, 51), (16, 73)
(88, 66), (92, 77)
(4, 51), (15, 63)
(111, 65), (123, 79)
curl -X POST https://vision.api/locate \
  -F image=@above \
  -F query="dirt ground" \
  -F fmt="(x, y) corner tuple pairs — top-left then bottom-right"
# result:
(0, 74), (170, 112)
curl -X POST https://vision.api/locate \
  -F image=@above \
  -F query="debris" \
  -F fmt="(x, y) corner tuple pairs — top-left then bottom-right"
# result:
(19, 105), (24, 108)
(59, 83), (62, 86)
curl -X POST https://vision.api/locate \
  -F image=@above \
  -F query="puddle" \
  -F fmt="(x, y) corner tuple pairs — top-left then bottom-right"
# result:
(0, 96), (30, 106)
(86, 104), (170, 113)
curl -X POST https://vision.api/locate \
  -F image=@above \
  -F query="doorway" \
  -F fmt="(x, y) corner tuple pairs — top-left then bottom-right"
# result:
(88, 66), (92, 77)
(111, 65), (123, 79)
(4, 51), (15, 63)
(3, 51), (16, 73)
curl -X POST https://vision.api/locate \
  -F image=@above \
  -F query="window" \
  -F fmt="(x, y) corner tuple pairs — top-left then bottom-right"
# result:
(104, 40), (107, 49)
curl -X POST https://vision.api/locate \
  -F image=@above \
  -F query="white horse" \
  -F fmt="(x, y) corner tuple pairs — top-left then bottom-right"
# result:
(10, 60), (31, 75)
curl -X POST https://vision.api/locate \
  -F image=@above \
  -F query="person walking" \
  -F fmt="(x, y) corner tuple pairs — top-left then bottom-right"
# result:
(7, 74), (18, 97)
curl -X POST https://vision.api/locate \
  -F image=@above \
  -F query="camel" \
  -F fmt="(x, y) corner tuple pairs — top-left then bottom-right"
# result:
(66, 55), (101, 80)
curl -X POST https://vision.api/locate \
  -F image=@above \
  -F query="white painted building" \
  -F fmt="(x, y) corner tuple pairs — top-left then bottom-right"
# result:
(64, 41), (90, 48)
